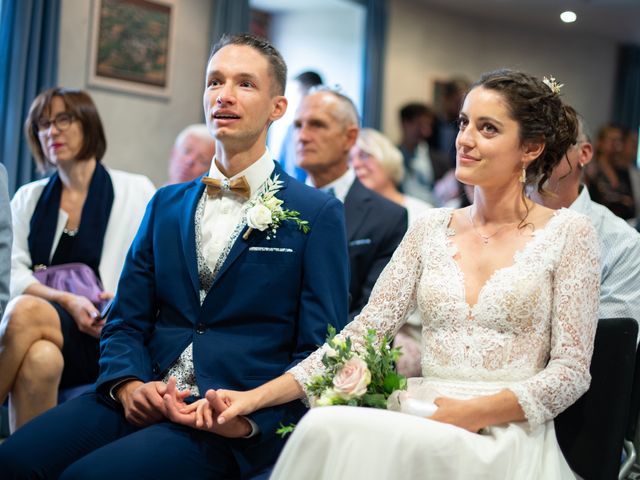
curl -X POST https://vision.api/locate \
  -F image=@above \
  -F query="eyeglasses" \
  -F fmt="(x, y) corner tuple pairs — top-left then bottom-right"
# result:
(36, 112), (75, 132)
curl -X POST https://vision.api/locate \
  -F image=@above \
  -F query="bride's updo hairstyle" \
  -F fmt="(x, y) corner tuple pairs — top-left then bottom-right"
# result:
(472, 69), (578, 195)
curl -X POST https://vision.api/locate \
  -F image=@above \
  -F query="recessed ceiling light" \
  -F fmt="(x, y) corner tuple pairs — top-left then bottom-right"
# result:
(560, 11), (577, 23)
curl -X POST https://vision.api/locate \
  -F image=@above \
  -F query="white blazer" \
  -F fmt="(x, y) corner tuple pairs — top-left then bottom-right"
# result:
(10, 168), (156, 298)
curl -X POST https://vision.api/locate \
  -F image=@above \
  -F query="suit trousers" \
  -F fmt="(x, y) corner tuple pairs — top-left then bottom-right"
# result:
(0, 392), (242, 479)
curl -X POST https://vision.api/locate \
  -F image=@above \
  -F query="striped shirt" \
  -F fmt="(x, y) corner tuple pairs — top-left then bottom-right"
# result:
(571, 187), (640, 324)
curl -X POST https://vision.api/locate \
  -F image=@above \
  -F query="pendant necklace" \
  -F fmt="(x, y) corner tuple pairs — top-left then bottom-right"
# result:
(467, 208), (517, 245)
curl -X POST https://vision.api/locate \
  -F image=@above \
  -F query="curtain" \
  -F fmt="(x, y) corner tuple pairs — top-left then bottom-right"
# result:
(209, 0), (250, 49)
(613, 44), (640, 133)
(353, 0), (387, 129)
(0, 0), (60, 195)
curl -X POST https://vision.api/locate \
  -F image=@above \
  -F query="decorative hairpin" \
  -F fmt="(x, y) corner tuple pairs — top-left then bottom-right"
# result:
(542, 76), (564, 94)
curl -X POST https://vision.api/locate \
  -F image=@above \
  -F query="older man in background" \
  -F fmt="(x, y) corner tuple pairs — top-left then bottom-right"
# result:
(294, 88), (408, 318)
(167, 124), (215, 184)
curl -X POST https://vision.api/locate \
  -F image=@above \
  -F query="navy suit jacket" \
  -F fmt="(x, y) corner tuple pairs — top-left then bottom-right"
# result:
(344, 178), (408, 318)
(97, 164), (349, 475)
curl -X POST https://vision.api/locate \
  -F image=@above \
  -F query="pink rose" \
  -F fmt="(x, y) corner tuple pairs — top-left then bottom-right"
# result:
(333, 356), (371, 400)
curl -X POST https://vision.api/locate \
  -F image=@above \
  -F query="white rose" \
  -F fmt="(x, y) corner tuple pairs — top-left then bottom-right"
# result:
(333, 338), (346, 348)
(333, 356), (371, 400)
(324, 346), (338, 358)
(314, 388), (340, 407)
(246, 204), (273, 231)
(263, 195), (283, 212)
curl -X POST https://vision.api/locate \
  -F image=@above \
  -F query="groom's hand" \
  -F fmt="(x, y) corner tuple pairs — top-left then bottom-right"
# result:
(117, 379), (170, 427)
(163, 387), (252, 438)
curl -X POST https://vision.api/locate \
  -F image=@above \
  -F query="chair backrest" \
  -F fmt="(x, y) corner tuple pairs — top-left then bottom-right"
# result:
(626, 332), (640, 443)
(555, 318), (638, 480)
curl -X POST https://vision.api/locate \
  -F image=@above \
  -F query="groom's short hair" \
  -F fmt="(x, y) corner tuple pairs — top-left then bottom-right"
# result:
(209, 33), (287, 96)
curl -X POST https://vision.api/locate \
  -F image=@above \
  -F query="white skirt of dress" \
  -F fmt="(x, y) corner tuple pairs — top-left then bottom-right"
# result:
(270, 406), (576, 480)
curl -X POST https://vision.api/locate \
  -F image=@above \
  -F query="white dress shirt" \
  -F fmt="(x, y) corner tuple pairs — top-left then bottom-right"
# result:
(571, 186), (640, 326)
(163, 150), (274, 437)
(200, 150), (275, 272)
(307, 167), (355, 203)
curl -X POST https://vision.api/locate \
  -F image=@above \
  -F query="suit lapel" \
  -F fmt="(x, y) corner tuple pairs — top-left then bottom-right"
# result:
(344, 179), (372, 241)
(180, 181), (206, 298)
(209, 163), (290, 289)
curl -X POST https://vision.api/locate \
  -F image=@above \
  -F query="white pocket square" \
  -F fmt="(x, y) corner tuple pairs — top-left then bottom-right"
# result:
(249, 247), (294, 253)
(349, 238), (372, 247)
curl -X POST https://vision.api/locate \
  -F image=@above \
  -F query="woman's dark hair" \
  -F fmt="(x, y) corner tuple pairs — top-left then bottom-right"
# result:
(472, 69), (578, 195)
(25, 87), (107, 171)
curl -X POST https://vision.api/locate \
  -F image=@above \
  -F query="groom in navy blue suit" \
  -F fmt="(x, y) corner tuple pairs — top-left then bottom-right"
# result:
(0, 34), (349, 479)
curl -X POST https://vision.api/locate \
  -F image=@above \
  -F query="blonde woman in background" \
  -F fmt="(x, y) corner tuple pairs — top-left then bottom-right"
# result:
(351, 127), (430, 376)
(351, 128), (432, 224)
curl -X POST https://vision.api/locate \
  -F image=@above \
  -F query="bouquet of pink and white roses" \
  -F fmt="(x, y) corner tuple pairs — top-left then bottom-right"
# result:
(306, 325), (407, 409)
(277, 326), (407, 437)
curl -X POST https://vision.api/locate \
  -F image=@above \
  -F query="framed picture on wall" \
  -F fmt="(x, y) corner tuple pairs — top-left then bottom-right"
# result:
(88, 0), (176, 98)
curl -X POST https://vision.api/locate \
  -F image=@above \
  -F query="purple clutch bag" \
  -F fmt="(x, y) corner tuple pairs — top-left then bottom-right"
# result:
(33, 262), (106, 309)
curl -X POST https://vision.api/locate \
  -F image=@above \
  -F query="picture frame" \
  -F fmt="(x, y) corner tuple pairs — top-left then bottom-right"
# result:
(88, 0), (176, 99)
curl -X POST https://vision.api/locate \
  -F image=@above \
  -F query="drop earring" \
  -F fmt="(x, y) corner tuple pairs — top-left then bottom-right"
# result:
(520, 165), (527, 183)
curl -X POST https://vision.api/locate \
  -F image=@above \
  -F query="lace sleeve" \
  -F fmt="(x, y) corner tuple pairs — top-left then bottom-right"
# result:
(510, 214), (600, 427)
(288, 215), (430, 399)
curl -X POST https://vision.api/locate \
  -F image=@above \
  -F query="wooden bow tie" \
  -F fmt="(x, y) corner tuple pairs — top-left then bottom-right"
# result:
(201, 176), (251, 199)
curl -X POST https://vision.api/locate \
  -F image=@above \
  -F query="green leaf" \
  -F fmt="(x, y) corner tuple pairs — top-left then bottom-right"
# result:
(327, 324), (336, 340)
(361, 393), (388, 409)
(398, 376), (407, 391)
(276, 423), (296, 438)
(382, 372), (405, 394)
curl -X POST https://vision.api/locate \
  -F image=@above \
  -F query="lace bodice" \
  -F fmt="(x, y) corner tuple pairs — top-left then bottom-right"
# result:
(289, 208), (600, 427)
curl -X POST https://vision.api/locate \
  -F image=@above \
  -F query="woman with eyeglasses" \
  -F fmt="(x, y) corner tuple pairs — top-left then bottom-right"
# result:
(0, 87), (155, 432)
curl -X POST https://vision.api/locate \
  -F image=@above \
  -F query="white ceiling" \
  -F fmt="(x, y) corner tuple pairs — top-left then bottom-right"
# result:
(251, 0), (640, 45)
(415, 0), (640, 45)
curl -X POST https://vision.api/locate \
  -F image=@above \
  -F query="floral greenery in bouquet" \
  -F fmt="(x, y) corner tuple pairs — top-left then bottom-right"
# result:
(277, 326), (407, 437)
(307, 325), (407, 409)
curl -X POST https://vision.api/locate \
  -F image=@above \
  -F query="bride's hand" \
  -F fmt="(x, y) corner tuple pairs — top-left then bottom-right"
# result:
(211, 388), (262, 425)
(430, 397), (484, 433)
(163, 384), (252, 437)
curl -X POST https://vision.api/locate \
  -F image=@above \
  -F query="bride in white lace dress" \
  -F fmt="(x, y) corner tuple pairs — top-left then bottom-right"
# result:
(164, 70), (601, 479)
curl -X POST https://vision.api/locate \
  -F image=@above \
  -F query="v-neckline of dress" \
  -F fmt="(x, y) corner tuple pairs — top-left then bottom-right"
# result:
(443, 208), (564, 313)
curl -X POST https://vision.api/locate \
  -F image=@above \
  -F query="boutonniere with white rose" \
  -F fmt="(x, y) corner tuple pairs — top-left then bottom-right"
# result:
(243, 175), (310, 241)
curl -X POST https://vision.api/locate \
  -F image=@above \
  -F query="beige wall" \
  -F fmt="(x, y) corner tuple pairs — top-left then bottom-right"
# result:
(56, 0), (619, 182)
(383, 0), (618, 144)
(266, 6), (366, 158)
(57, 0), (213, 186)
